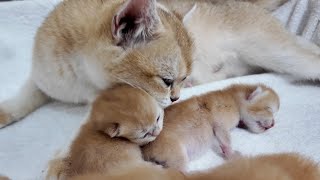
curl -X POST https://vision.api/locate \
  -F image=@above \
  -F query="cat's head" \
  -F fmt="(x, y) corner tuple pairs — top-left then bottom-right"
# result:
(90, 84), (164, 146)
(89, 0), (194, 107)
(239, 86), (280, 133)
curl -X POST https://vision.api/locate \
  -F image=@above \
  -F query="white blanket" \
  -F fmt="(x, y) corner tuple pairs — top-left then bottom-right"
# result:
(0, 1), (319, 180)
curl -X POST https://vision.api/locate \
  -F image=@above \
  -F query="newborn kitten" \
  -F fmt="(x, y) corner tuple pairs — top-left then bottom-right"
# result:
(189, 153), (320, 180)
(70, 153), (320, 180)
(142, 84), (280, 170)
(46, 84), (164, 179)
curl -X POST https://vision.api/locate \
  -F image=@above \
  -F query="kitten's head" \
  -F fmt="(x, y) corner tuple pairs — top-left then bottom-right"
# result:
(90, 0), (194, 107)
(239, 86), (280, 133)
(90, 84), (164, 146)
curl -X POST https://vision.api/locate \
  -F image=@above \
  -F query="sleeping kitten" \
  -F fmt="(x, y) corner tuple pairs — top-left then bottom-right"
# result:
(189, 153), (320, 180)
(46, 84), (164, 179)
(70, 153), (320, 180)
(142, 84), (280, 170)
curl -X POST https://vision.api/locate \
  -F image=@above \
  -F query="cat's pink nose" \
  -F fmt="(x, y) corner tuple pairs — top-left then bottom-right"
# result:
(265, 120), (275, 130)
(170, 97), (179, 102)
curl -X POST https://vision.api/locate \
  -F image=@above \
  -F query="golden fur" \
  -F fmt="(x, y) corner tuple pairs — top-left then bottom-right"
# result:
(46, 84), (164, 179)
(142, 84), (280, 170)
(70, 153), (320, 180)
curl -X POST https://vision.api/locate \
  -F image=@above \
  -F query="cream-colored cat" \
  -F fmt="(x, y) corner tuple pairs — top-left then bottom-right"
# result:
(0, 0), (193, 128)
(160, 0), (320, 86)
(46, 84), (164, 179)
(1, 0), (319, 128)
(142, 84), (280, 170)
(70, 153), (320, 180)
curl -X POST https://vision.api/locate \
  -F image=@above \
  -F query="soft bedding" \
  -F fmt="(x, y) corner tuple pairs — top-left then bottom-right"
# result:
(0, 0), (319, 179)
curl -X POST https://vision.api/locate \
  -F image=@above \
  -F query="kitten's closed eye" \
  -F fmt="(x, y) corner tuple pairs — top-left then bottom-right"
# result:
(157, 115), (160, 122)
(143, 133), (150, 138)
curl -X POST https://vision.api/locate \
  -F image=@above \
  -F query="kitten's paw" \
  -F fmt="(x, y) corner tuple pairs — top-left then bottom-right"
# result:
(226, 150), (242, 160)
(0, 109), (13, 129)
(149, 157), (168, 168)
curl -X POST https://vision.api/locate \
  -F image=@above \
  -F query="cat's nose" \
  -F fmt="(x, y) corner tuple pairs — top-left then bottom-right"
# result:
(170, 97), (179, 102)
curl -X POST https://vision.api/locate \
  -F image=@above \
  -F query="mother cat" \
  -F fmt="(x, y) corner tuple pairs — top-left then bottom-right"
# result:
(0, 0), (319, 128)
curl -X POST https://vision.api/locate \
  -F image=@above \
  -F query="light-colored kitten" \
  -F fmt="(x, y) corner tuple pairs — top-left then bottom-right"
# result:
(0, 0), (193, 128)
(70, 153), (320, 180)
(46, 84), (164, 179)
(142, 84), (280, 170)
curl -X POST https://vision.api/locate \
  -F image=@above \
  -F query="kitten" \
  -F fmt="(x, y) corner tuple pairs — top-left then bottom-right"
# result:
(69, 153), (320, 180)
(142, 84), (280, 170)
(189, 153), (320, 180)
(0, 0), (193, 128)
(46, 84), (164, 179)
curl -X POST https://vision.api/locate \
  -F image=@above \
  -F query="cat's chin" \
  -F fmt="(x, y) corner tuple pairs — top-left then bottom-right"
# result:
(131, 137), (157, 146)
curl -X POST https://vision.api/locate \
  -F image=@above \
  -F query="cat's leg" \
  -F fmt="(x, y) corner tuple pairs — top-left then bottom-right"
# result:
(212, 125), (241, 160)
(0, 78), (49, 128)
(239, 26), (320, 81)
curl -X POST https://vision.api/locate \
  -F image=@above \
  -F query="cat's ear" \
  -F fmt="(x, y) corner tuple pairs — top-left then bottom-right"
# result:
(105, 123), (120, 138)
(112, 0), (160, 47)
(182, 4), (197, 25)
(247, 86), (268, 101)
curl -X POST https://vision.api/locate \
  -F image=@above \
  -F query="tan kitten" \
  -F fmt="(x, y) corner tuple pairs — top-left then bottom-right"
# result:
(142, 84), (280, 170)
(189, 153), (320, 180)
(46, 84), (164, 179)
(69, 153), (320, 180)
(0, 0), (193, 128)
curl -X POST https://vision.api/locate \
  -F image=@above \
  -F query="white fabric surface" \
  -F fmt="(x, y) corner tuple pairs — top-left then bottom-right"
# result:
(273, 0), (320, 45)
(0, 1), (319, 180)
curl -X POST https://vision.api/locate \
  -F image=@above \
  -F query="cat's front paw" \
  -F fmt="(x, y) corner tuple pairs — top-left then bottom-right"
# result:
(0, 109), (13, 129)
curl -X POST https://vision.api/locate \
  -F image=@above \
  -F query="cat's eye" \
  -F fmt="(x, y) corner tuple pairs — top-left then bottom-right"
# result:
(181, 76), (187, 81)
(156, 115), (160, 122)
(162, 78), (174, 87)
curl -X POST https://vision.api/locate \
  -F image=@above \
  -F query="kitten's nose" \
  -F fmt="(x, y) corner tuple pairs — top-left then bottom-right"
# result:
(170, 97), (179, 102)
(151, 129), (160, 137)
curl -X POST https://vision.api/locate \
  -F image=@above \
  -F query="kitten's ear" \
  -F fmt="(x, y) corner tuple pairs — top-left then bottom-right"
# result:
(247, 86), (268, 101)
(112, 0), (160, 47)
(105, 123), (120, 138)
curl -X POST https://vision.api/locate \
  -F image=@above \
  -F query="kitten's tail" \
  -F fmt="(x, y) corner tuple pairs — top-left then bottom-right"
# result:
(0, 78), (49, 128)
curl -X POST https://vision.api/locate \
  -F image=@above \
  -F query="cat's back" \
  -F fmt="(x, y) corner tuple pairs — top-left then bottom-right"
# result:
(164, 97), (211, 130)
(66, 122), (143, 177)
